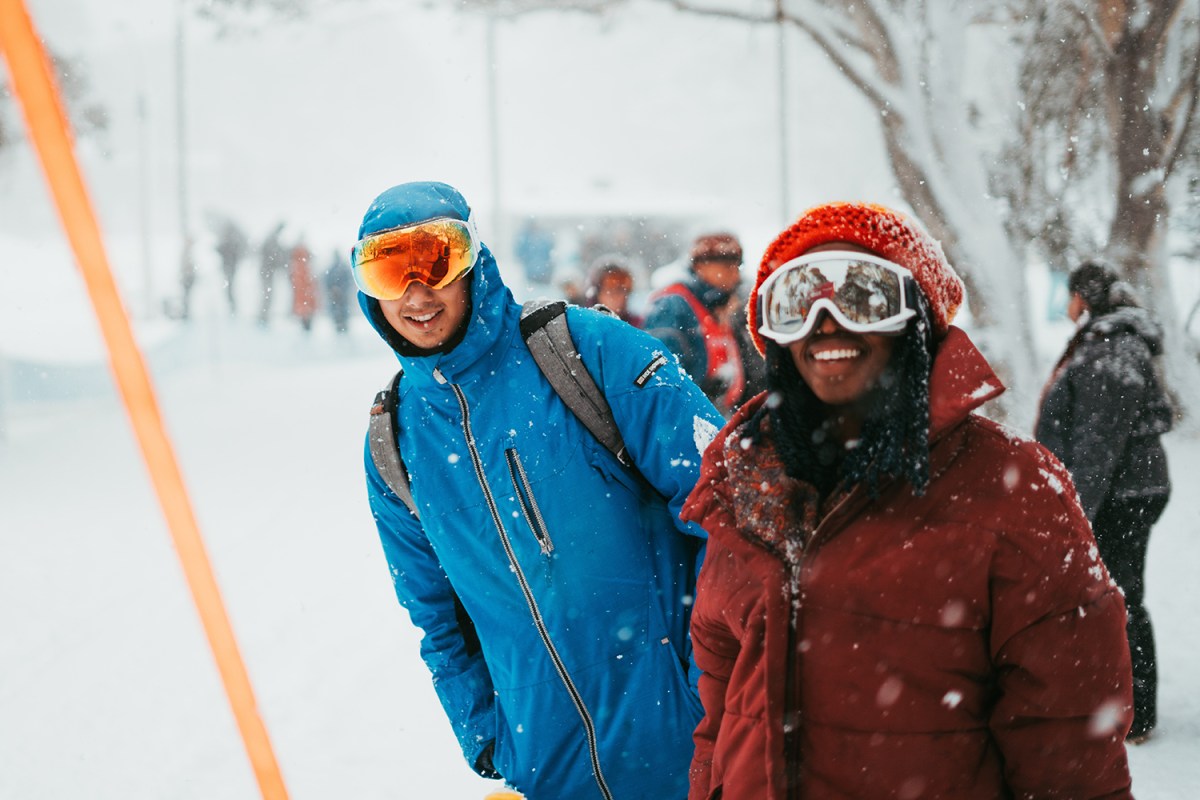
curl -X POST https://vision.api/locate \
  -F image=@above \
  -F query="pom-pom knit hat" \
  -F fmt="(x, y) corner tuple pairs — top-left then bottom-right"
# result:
(748, 202), (965, 355)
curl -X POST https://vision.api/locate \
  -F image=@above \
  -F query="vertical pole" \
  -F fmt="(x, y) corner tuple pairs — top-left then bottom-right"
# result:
(776, 1), (790, 227)
(176, 0), (190, 246)
(485, 12), (503, 258)
(138, 91), (153, 318)
(0, 2), (289, 797)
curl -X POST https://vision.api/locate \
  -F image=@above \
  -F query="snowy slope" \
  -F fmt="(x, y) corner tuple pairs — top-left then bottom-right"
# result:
(2, 0), (1198, 796)
(0, 311), (505, 798)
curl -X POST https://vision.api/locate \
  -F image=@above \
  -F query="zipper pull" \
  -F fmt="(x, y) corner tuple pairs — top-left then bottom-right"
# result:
(433, 367), (447, 385)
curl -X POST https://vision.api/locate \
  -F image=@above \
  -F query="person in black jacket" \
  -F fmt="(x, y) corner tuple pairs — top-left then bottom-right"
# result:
(1036, 260), (1173, 743)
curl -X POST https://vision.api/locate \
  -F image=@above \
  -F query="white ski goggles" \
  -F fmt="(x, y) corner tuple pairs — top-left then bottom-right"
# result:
(757, 251), (917, 345)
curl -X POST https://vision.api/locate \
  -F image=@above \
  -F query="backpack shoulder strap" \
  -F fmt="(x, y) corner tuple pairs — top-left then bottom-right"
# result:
(368, 369), (419, 519)
(370, 303), (651, 519)
(520, 300), (640, 476)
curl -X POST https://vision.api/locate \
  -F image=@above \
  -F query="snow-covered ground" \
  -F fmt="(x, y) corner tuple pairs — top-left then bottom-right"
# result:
(1, 293), (1198, 798)
(2, 0), (1198, 795)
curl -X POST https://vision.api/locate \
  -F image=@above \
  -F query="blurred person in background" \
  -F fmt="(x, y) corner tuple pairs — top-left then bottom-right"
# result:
(177, 235), (197, 321)
(323, 249), (354, 334)
(684, 202), (1135, 799)
(214, 218), (248, 316)
(514, 217), (556, 287)
(258, 221), (288, 327)
(643, 232), (746, 416)
(555, 264), (587, 306)
(726, 290), (767, 410)
(584, 255), (641, 327)
(1036, 260), (1173, 744)
(289, 237), (318, 333)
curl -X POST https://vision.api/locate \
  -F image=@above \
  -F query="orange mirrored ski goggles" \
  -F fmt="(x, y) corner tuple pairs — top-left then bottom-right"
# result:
(351, 216), (480, 300)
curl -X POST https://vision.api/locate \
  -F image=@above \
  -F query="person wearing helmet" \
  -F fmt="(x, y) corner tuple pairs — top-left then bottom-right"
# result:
(584, 255), (641, 327)
(643, 233), (747, 416)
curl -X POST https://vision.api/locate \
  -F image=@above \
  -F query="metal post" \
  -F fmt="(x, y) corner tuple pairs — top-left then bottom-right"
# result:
(485, 12), (503, 259)
(138, 92), (153, 318)
(776, 1), (790, 226)
(175, 0), (189, 249)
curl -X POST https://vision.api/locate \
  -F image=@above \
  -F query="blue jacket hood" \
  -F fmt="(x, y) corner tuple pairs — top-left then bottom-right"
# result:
(356, 180), (471, 239)
(354, 182), (517, 385)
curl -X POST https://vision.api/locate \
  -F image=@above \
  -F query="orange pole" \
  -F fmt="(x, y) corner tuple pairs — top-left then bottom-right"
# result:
(0, 3), (289, 798)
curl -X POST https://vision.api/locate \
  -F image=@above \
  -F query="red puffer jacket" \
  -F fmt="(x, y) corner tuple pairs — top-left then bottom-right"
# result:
(684, 327), (1134, 800)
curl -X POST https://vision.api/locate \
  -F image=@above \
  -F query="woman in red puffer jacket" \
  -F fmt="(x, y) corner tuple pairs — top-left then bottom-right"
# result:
(684, 202), (1135, 800)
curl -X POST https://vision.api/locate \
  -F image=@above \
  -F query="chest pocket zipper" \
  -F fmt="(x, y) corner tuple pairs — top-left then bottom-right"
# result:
(505, 448), (554, 555)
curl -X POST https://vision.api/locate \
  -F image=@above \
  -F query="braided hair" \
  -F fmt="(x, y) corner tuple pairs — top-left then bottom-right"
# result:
(753, 283), (935, 499)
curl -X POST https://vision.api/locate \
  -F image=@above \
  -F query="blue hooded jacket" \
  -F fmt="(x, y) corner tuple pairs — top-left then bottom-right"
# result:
(357, 182), (724, 799)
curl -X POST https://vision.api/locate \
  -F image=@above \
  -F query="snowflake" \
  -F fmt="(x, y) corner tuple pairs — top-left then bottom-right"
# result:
(693, 414), (719, 455)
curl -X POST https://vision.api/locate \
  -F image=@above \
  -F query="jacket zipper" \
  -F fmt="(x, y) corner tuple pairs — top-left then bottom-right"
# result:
(784, 561), (803, 798)
(435, 369), (612, 800)
(505, 448), (554, 555)
(782, 487), (868, 799)
(779, 436), (953, 795)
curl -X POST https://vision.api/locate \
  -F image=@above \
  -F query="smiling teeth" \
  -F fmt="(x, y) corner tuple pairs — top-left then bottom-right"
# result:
(409, 312), (437, 322)
(813, 348), (861, 361)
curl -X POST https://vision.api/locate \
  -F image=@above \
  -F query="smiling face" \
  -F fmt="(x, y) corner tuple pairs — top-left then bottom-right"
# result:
(786, 242), (900, 411)
(789, 316), (897, 408)
(378, 277), (471, 351)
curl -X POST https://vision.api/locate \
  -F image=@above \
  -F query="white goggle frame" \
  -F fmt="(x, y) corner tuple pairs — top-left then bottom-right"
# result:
(757, 250), (916, 345)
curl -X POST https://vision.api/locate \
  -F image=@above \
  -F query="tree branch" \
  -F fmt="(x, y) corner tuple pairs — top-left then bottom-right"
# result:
(1140, 0), (1184, 50)
(655, 0), (772, 24)
(460, 0), (619, 18)
(1165, 40), (1200, 172)
(648, 0), (899, 113)
(1064, 0), (1114, 55)
(779, 3), (901, 113)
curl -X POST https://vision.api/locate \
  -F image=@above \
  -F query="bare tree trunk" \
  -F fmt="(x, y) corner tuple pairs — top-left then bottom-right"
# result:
(880, 118), (1039, 424)
(876, 72), (1040, 424)
(1103, 6), (1200, 426)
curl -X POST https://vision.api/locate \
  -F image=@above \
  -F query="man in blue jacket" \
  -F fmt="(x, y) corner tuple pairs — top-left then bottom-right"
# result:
(353, 181), (723, 799)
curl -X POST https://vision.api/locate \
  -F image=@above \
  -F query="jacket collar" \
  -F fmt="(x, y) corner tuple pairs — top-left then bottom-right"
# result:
(1086, 305), (1164, 355)
(926, 326), (1004, 439)
(708, 326), (1003, 558)
(727, 325), (1002, 452)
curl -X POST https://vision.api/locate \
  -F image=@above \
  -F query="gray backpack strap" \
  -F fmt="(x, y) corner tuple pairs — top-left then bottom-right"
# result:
(368, 370), (419, 518)
(519, 300), (638, 474)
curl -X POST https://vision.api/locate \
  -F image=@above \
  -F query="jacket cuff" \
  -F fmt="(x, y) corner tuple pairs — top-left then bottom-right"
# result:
(472, 740), (502, 780)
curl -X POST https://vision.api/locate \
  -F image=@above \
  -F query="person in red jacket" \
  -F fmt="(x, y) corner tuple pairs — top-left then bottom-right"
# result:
(684, 201), (1135, 800)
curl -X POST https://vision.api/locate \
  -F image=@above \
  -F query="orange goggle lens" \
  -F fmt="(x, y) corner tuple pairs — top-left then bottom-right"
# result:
(352, 217), (479, 300)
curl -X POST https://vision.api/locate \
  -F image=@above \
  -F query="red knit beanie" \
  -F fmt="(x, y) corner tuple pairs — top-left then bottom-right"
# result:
(748, 201), (965, 355)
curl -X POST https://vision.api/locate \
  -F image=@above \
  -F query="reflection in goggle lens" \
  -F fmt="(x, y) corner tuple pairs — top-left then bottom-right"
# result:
(770, 262), (901, 331)
(352, 218), (478, 300)
(759, 255), (913, 344)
